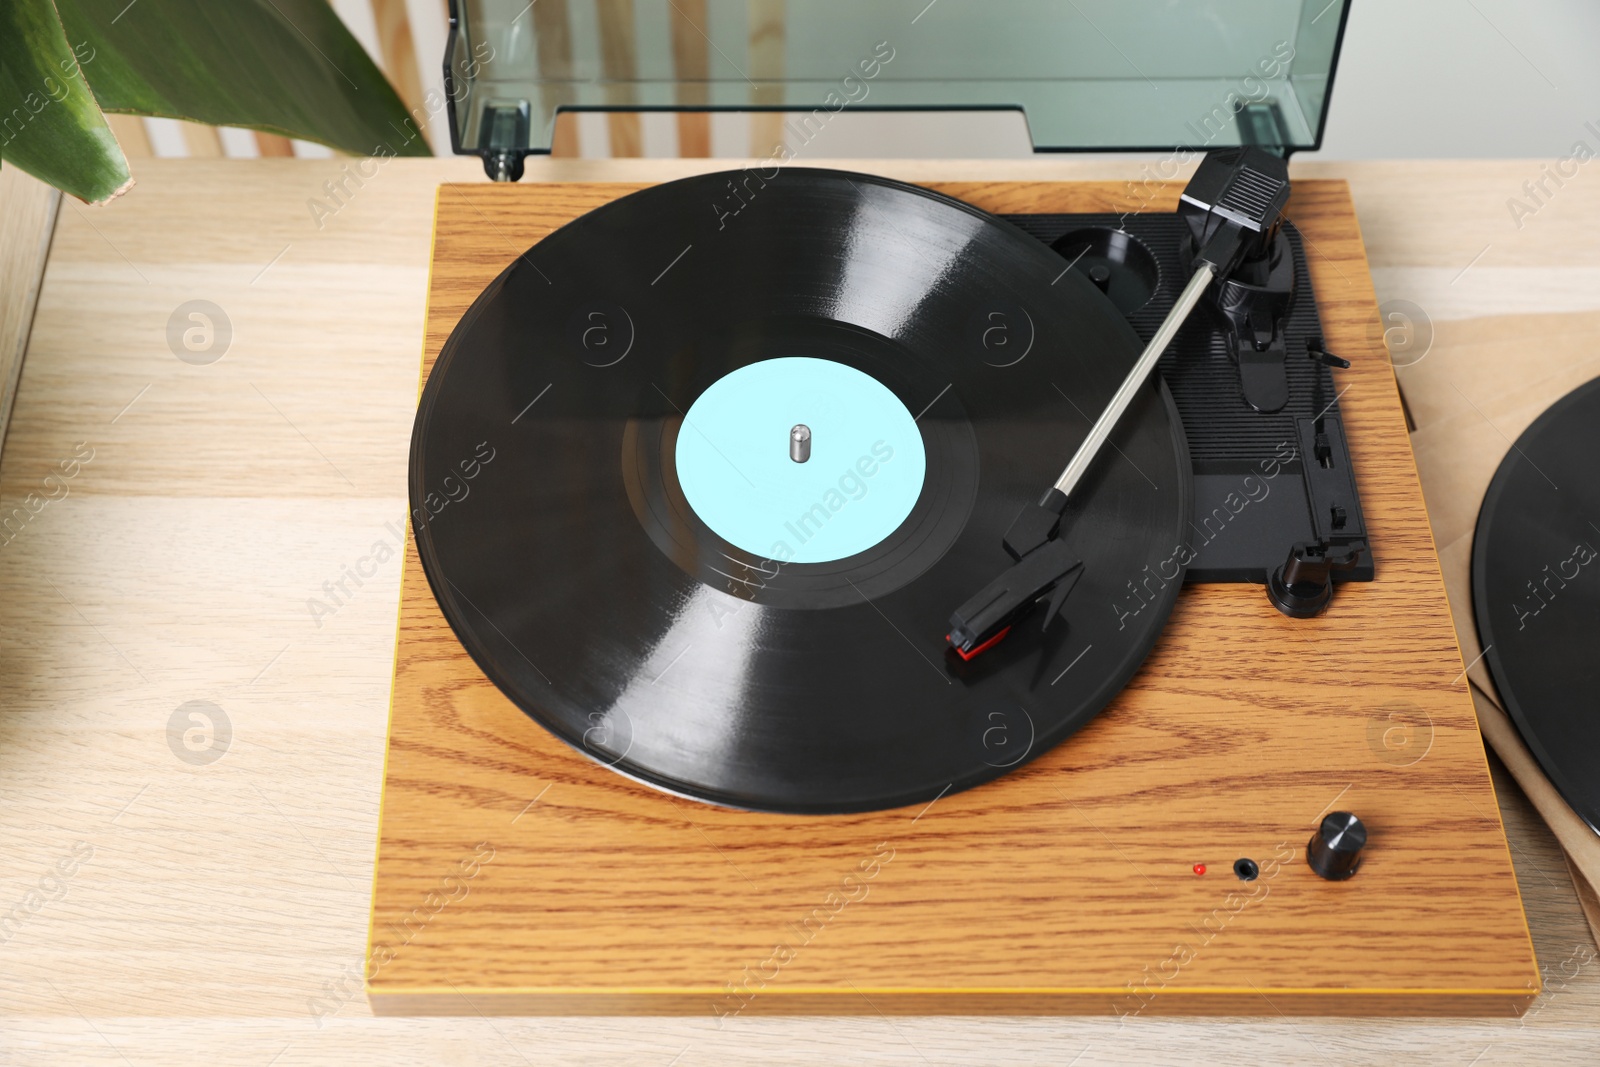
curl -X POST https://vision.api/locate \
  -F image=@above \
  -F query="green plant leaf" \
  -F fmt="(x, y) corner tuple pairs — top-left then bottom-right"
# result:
(53, 0), (432, 157)
(0, 0), (132, 203)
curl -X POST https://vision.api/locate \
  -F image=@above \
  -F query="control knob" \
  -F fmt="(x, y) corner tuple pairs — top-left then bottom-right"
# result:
(1307, 811), (1366, 881)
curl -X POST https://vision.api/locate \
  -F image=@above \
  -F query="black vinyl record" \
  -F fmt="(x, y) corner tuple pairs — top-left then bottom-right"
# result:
(410, 168), (1191, 813)
(1474, 376), (1600, 834)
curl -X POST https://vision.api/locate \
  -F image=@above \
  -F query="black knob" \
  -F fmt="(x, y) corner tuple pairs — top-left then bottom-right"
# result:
(1267, 541), (1363, 620)
(1306, 811), (1366, 881)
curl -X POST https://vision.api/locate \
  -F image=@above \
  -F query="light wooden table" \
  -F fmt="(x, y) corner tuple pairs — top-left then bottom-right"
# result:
(1, 158), (1596, 1065)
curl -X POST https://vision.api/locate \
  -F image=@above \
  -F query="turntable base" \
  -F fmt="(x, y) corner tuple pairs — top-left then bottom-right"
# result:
(367, 178), (1537, 1017)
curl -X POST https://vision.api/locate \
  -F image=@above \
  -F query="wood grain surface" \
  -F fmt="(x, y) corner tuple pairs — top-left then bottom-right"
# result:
(369, 176), (1537, 1016)
(2, 158), (1596, 1066)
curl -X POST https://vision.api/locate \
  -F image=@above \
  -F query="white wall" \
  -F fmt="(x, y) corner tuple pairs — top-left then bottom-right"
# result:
(1311, 0), (1600, 159)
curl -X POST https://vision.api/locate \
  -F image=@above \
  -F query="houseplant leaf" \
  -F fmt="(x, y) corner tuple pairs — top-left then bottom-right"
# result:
(0, 0), (131, 203)
(53, 0), (431, 158)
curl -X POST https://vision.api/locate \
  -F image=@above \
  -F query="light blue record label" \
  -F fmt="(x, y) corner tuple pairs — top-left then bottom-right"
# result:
(675, 357), (928, 564)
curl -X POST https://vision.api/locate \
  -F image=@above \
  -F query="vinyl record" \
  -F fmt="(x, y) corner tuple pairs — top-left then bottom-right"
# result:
(1473, 376), (1600, 834)
(410, 168), (1191, 813)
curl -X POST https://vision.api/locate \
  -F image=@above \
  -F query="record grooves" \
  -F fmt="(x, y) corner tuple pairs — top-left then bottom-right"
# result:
(410, 169), (1191, 813)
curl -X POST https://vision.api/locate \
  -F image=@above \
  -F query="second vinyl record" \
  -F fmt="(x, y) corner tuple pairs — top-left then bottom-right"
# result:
(410, 169), (1191, 813)
(1474, 375), (1600, 834)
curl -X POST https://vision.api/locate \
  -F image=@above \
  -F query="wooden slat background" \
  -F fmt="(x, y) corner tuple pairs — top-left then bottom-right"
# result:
(0, 168), (61, 452)
(109, 0), (805, 162)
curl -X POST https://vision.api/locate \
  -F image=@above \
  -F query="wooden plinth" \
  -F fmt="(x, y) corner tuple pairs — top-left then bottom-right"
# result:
(367, 177), (1538, 1017)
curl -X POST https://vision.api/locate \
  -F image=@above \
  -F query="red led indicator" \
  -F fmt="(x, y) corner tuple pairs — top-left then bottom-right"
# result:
(1193, 863), (1207, 876)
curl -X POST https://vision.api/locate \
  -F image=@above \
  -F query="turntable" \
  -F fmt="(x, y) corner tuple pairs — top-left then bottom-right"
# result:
(368, 0), (1538, 1015)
